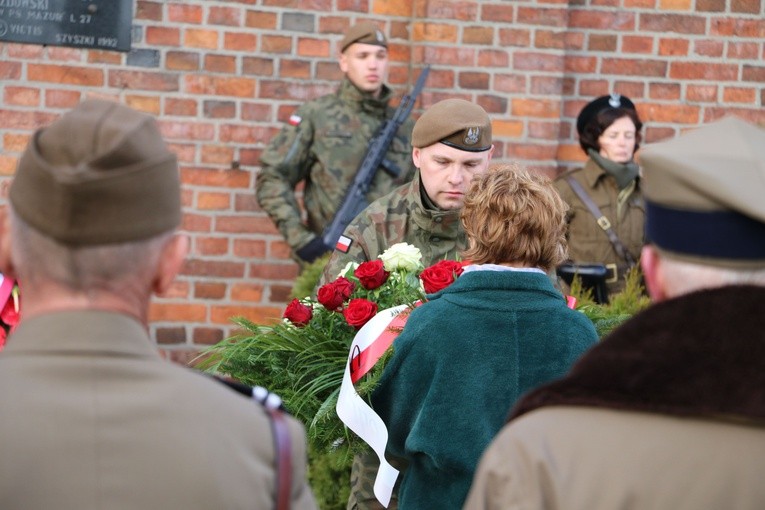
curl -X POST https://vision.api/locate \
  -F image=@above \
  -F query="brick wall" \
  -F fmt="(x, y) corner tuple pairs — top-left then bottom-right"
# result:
(0, 0), (762, 362)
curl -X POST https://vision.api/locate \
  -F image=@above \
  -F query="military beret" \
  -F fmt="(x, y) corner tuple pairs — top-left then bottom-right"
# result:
(576, 93), (636, 136)
(641, 116), (765, 268)
(9, 99), (181, 246)
(340, 22), (387, 53)
(412, 99), (492, 152)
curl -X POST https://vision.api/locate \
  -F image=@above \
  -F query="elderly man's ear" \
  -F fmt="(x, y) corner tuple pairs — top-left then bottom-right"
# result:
(152, 234), (189, 296)
(0, 211), (15, 281)
(640, 244), (667, 302)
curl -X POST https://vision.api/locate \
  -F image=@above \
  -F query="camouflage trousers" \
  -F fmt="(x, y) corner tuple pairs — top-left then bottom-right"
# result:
(347, 451), (405, 510)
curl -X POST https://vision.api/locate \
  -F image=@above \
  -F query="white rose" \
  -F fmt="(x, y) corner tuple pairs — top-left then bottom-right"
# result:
(379, 243), (423, 272)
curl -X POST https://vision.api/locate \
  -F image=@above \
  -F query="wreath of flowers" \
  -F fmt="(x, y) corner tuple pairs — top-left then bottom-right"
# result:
(202, 243), (464, 454)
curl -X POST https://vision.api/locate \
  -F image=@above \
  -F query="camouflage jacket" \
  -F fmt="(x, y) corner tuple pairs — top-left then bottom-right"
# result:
(321, 171), (466, 284)
(554, 158), (645, 293)
(256, 78), (416, 256)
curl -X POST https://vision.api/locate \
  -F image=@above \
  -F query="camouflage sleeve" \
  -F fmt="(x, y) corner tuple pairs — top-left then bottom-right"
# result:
(256, 106), (317, 252)
(319, 219), (373, 286)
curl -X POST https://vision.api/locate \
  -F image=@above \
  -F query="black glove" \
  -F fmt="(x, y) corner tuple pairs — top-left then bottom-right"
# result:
(296, 237), (330, 263)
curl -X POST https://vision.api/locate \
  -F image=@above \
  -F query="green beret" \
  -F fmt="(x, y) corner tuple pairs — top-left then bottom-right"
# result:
(340, 22), (387, 53)
(641, 116), (765, 268)
(9, 99), (181, 246)
(412, 99), (492, 152)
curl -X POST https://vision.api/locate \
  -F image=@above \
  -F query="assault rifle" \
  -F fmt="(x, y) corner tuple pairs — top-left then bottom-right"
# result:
(321, 65), (430, 252)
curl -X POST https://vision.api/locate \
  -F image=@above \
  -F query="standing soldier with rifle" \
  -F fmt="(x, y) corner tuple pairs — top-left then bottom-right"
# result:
(257, 22), (418, 266)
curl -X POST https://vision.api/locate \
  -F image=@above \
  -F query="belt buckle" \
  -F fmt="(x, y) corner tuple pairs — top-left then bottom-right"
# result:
(605, 263), (618, 284)
(597, 216), (612, 231)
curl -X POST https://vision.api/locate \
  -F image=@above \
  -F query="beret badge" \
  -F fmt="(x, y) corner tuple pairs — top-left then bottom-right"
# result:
(464, 127), (481, 146)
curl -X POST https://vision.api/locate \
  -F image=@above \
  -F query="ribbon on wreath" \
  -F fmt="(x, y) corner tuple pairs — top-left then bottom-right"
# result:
(335, 302), (419, 508)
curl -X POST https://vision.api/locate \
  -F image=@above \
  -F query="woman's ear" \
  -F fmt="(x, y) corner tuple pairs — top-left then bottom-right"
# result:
(152, 234), (189, 296)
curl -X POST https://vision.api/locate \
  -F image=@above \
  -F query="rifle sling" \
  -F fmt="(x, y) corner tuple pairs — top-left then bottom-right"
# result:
(564, 175), (637, 267)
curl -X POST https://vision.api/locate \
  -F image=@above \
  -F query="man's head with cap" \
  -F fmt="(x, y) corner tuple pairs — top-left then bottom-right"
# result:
(411, 98), (495, 211)
(3, 99), (187, 319)
(339, 22), (389, 97)
(639, 117), (765, 301)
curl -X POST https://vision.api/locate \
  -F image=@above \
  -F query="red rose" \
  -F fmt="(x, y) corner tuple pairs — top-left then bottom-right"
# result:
(317, 281), (347, 311)
(354, 260), (389, 290)
(333, 277), (355, 300)
(283, 298), (313, 327)
(343, 298), (378, 329)
(420, 260), (464, 294)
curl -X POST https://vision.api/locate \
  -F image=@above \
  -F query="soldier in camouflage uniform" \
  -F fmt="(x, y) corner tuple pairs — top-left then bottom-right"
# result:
(320, 99), (495, 510)
(256, 22), (416, 265)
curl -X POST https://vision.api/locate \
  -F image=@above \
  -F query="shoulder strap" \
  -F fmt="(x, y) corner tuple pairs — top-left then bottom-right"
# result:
(564, 175), (636, 266)
(210, 375), (292, 510)
(267, 408), (292, 510)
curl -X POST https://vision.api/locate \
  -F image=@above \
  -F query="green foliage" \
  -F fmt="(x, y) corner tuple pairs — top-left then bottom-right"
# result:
(291, 254), (332, 299)
(307, 443), (351, 510)
(569, 266), (651, 338)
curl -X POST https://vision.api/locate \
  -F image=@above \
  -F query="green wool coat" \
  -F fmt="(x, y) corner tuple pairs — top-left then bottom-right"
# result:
(372, 269), (598, 510)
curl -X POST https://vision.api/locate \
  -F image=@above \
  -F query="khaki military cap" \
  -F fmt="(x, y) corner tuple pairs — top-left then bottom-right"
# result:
(412, 98), (492, 152)
(340, 22), (387, 53)
(10, 99), (181, 246)
(641, 116), (765, 267)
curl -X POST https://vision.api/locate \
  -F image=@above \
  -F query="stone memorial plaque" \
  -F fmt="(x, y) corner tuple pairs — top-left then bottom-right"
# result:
(0, 0), (132, 52)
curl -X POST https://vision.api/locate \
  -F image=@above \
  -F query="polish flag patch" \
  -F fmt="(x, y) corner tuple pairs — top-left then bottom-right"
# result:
(288, 114), (302, 126)
(335, 235), (352, 253)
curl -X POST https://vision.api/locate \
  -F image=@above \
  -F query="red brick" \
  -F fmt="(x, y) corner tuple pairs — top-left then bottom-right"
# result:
(270, 285), (294, 304)
(642, 103), (700, 123)
(425, 0), (479, 20)
(184, 75), (256, 98)
(531, 76), (565, 95)
(639, 13), (706, 34)
(0, 61), (21, 80)
(197, 237), (230, 256)
(723, 87), (757, 103)
(249, 262), (299, 281)
(570, 10), (635, 30)
(135, 1), (162, 21)
(670, 62), (737, 81)
(183, 259), (246, 278)
(728, 42), (759, 60)
(88, 50), (122, 65)
(514, 52), (564, 72)
(181, 213), (213, 233)
(495, 74), (527, 94)
(464, 26), (493, 45)
(4, 87), (40, 106)
(477, 95), (508, 114)
(601, 58), (667, 77)
(192, 328), (225, 346)
(185, 29), (219, 49)
(0, 109), (58, 130)
(507, 143), (558, 160)
(160, 121), (216, 141)
(622, 35), (654, 54)
(517, 7), (568, 26)
(298, 38), (330, 58)
(711, 19), (764, 38)
(412, 22), (459, 43)
(492, 120), (524, 138)
(182, 167), (250, 187)
(209, 6), (241, 26)
(47, 47), (84, 62)
(743, 65), (765, 82)
(649, 83), (681, 100)
(481, 4), (514, 22)
(165, 98), (198, 116)
(693, 40), (724, 57)
(28, 64), (103, 86)
(512, 98), (561, 118)
(686, 85), (718, 102)
(7, 44), (44, 59)
(564, 56), (597, 73)
(224, 32), (257, 52)
(3, 133), (31, 152)
(146, 27), (180, 46)
(166, 51), (199, 71)
(731, 0), (761, 12)
(0, 156), (18, 175)
(242, 57), (274, 76)
(201, 145), (235, 165)
(241, 102), (272, 122)
(459, 72), (490, 89)
(499, 28), (531, 47)
(658, 38), (689, 56)
(234, 239), (267, 258)
(588, 34), (617, 51)
(210, 305), (283, 325)
(198, 191), (232, 210)
(697, 0), (726, 10)
(156, 327), (187, 345)
(528, 121), (561, 140)
(168, 4), (203, 23)
(643, 126), (676, 144)
(262, 35), (292, 54)
(245, 10), (277, 29)
(109, 70), (179, 91)
(203, 100), (235, 119)
(149, 303), (207, 322)
(613, 81), (645, 100)
(204, 55), (237, 74)
(335, 1), (368, 13)
(125, 95), (161, 115)
(231, 283), (264, 302)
